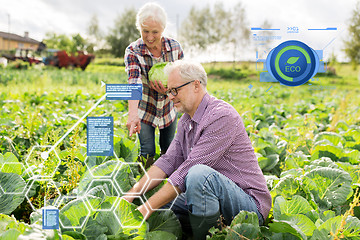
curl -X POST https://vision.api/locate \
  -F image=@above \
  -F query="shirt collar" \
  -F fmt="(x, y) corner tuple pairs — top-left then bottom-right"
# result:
(163, 37), (171, 52)
(191, 93), (210, 124)
(138, 37), (168, 56)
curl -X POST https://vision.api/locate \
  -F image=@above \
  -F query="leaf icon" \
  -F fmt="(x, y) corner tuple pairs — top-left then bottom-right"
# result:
(286, 57), (299, 64)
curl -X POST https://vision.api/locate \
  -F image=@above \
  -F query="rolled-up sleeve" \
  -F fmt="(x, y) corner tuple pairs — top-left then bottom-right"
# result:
(178, 48), (184, 60)
(168, 112), (241, 192)
(124, 48), (142, 84)
(154, 123), (185, 177)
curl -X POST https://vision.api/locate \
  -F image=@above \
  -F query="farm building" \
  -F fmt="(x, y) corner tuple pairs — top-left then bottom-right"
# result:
(0, 31), (41, 51)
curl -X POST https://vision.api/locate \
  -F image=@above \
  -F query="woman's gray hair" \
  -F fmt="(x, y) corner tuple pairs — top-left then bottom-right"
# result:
(165, 60), (207, 87)
(136, 2), (167, 31)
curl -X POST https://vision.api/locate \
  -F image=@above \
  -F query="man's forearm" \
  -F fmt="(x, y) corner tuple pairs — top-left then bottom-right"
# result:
(137, 182), (181, 219)
(123, 165), (167, 202)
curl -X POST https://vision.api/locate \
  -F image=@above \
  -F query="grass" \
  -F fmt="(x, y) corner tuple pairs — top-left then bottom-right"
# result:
(1, 61), (359, 128)
(1, 60), (359, 119)
(1, 60), (360, 239)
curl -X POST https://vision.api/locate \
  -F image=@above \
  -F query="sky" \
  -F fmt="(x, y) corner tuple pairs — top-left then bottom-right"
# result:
(0, 0), (358, 62)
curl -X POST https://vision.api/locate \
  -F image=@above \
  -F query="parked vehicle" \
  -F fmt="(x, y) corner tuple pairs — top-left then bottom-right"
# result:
(43, 50), (95, 70)
(1, 48), (42, 66)
(2, 43), (95, 70)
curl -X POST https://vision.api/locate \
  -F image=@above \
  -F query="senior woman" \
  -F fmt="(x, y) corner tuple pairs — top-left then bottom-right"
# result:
(124, 2), (184, 168)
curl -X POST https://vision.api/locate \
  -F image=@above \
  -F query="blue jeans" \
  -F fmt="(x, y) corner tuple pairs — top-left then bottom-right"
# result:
(138, 118), (177, 157)
(166, 164), (264, 226)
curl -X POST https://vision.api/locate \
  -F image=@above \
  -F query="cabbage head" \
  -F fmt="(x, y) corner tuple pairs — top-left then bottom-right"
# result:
(148, 62), (169, 88)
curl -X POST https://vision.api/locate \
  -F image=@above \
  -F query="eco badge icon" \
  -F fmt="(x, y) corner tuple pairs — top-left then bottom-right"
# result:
(266, 40), (319, 86)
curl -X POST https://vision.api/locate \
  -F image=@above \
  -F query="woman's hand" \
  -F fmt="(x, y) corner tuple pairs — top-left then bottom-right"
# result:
(127, 100), (141, 137)
(127, 114), (141, 137)
(150, 79), (167, 95)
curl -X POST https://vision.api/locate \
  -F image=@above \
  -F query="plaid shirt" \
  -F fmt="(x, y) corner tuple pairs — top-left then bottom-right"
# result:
(124, 37), (184, 129)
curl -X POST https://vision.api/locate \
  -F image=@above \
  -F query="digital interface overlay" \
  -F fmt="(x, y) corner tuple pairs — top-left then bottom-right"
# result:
(0, 83), (179, 230)
(252, 26), (341, 87)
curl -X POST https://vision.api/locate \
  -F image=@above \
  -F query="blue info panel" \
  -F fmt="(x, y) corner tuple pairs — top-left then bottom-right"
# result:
(87, 117), (113, 156)
(42, 208), (59, 229)
(106, 84), (142, 100)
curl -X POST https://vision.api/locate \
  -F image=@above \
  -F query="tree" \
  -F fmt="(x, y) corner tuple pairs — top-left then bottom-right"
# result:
(106, 8), (139, 58)
(43, 32), (73, 53)
(212, 2), (231, 44)
(225, 2), (250, 64)
(86, 14), (104, 53)
(253, 19), (273, 61)
(344, 1), (360, 68)
(87, 14), (103, 42)
(43, 32), (88, 54)
(71, 34), (86, 53)
(179, 2), (250, 62)
(179, 5), (218, 51)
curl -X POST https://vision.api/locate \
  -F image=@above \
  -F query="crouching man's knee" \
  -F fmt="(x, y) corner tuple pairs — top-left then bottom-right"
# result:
(185, 164), (216, 192)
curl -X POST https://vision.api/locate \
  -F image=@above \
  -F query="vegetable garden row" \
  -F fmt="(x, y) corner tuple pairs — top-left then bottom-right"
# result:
(0, 66), (359, 239)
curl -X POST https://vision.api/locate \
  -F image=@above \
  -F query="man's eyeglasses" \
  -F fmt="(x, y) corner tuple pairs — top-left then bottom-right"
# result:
(166, 80), (198, 96)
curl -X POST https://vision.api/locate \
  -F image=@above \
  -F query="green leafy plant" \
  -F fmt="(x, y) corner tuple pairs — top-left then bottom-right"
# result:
(148, 62), (169, 87)
(1, 62), (360, 239)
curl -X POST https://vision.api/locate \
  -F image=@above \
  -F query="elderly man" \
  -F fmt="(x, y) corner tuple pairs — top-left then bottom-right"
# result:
(123, 60), (271, 239)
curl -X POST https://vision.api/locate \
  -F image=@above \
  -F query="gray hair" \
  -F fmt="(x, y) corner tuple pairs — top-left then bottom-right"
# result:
(136, 2), (167, 31)
(165, 60), (207, 87)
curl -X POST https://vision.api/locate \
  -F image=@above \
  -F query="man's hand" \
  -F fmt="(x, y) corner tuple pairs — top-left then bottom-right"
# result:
(150, 79), (167, 95)
(121, 195), (135, 204)
(137, 203), (152, 220)
(120, 196), (152, 220)
(136, 182), (181, 220)
(121, 166), (171, 220)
